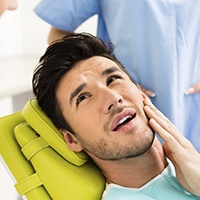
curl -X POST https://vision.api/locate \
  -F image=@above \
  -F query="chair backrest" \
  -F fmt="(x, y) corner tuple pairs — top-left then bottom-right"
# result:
(0, 98), (105, 200)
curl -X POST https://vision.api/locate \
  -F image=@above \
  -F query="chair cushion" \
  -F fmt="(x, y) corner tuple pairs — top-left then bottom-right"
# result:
(0, 99), (105, 199)
(14, 122), (105, 199)
(0, 112), (51, 199)
(22, 98), (88, 166)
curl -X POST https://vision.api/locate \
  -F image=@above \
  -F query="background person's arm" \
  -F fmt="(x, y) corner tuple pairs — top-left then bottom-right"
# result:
(48, 27), (72, 44)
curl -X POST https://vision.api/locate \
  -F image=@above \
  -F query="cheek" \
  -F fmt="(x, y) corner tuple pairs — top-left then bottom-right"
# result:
(68, 109), (98, 135)
(123, 86), (143, 103)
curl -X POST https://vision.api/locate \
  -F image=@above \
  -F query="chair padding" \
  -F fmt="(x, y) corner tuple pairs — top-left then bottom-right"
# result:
(22, 98), (88, 166)
(15, 121), (105, 199)
(0, 98), (105, 199)
(0, 112), (51, 199)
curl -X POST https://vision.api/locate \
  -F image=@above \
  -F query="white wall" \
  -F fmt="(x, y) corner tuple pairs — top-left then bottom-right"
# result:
(0, 2), (49, 198)
(0, 1), (49, 58)
(0, 0), (50, 58)
(0, 1), (97, 199)
(0, 0), (97, 117)
(0, 0), (49, 117)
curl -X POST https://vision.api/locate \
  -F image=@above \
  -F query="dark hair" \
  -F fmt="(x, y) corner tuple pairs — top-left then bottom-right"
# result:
(32, 33), (133, 132)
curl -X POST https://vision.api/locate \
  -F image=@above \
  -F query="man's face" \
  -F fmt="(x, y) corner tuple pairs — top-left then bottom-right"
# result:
(57, 56), (154, 161)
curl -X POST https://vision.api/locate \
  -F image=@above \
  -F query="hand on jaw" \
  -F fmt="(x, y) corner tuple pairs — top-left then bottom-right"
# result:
(143, 99), (200, 197)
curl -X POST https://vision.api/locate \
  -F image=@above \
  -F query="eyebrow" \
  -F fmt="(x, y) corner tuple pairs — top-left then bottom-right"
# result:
(70, 83), (87, 105)
(102, 66), (120, 76)
(69, 67), (120, 106)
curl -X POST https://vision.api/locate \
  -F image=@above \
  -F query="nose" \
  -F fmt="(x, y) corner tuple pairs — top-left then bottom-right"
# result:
(102, 88), (123, 114)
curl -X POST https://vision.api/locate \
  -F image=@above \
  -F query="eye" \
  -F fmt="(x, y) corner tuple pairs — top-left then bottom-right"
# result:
(107, 75), (122, 86)
(76, 92), (91, 106)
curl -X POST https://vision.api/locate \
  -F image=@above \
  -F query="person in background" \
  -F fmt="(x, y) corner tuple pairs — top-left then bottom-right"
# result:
(32, 32), (200, 200)
(34, 1), (200, 152)
(0, 0), (18, 16)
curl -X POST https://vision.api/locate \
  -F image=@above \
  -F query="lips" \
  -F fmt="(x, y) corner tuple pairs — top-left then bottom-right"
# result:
(111, 109), (136, 132)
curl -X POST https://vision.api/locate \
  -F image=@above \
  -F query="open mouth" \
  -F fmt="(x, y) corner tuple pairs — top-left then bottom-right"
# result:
(112, 113), (136, 132)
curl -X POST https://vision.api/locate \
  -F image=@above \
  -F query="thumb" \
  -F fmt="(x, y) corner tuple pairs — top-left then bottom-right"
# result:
(162, 142), (173, 161)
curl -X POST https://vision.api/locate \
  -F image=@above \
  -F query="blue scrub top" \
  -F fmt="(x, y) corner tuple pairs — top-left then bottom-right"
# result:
(34, 0), (200, 152)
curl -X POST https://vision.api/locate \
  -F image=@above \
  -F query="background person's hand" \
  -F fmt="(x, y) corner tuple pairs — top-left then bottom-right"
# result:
(138, 84), (156, 97)
(185, 81), (200, 95)
(143, 99), (200, 197)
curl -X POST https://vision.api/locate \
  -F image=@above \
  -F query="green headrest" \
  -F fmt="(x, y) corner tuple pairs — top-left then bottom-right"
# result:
(22, 98), (89, 166)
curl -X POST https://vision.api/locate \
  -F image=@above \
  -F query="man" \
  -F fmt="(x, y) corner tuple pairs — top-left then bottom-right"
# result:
(32, 33), (200, 199)
(34, 1), (200, 152)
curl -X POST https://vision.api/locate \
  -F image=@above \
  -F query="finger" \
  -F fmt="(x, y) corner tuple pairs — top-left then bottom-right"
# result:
(144, 105), (183, 142)
(149, 118), (182, 151)
(144, 101), (180, 133)
(144, 100), (172, 124)
(144, 105), (177, 132)
(184, 82), (200, 95)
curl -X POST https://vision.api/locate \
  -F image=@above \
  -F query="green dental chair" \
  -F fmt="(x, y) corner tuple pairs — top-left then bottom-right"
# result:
(0, 98), (105, 200)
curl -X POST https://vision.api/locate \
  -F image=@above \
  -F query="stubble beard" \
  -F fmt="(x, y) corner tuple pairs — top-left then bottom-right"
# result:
(75, 106), (155, 161)
(77, 127), (155, 161)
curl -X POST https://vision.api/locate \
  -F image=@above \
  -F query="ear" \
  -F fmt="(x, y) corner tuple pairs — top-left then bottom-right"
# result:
(60, 129), (83, 152)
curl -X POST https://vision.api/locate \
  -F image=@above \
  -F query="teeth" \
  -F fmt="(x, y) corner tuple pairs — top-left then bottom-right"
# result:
(118, 115), (132, 126)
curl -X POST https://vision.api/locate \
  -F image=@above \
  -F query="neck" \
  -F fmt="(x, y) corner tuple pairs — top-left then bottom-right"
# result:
(92, 138), (168, 188)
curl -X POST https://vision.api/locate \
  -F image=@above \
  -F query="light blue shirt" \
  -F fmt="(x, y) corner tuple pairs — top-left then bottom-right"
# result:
(102, 162), (200, 200)
(34, 0), (200, 152)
